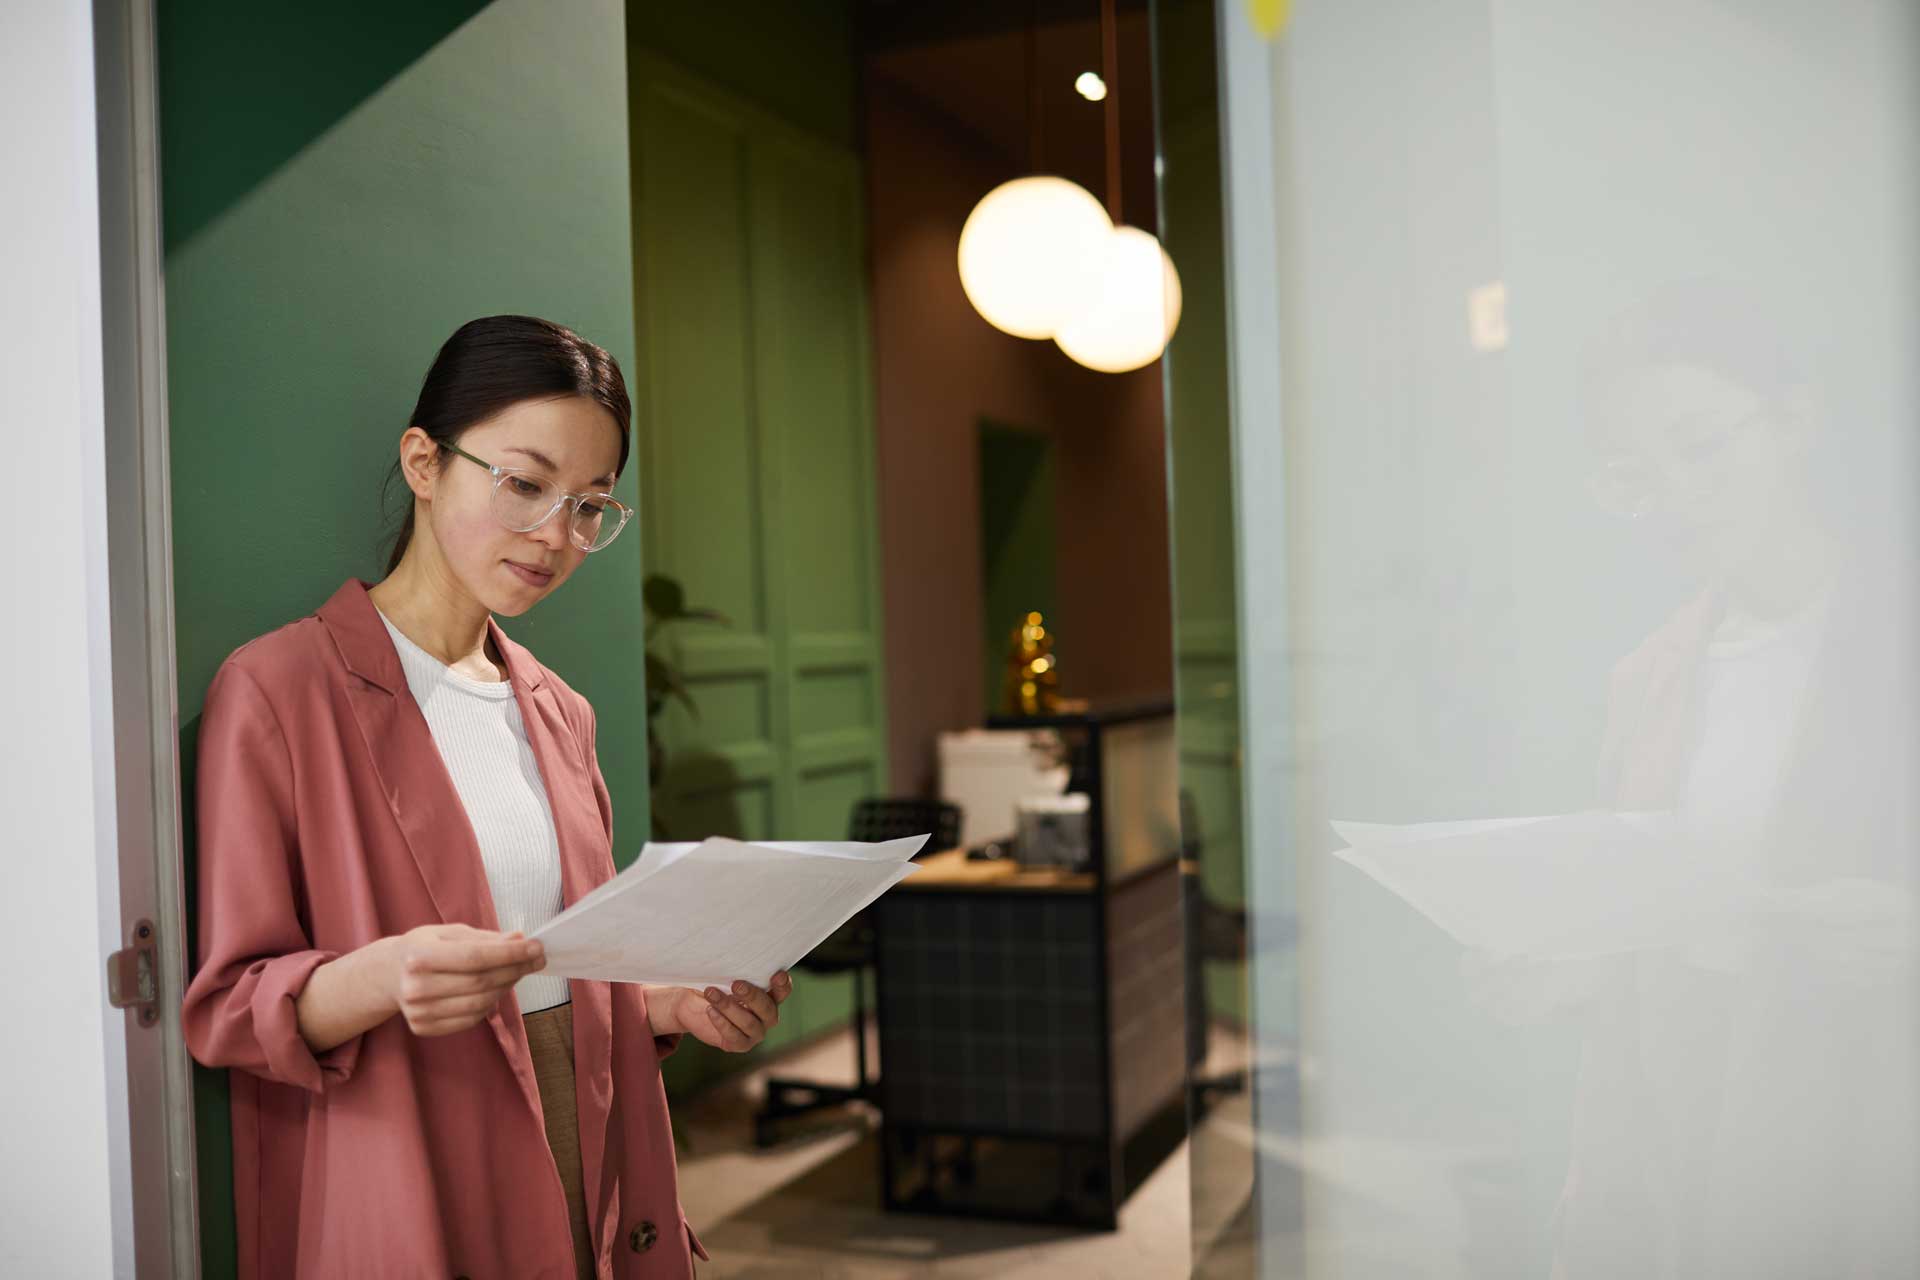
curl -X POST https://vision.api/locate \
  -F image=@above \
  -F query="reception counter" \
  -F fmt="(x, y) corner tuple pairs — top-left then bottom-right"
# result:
(872, 700), (1186, 1228)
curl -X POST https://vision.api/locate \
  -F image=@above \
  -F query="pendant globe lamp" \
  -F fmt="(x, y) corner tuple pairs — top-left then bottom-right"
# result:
(1053, 0), (1182, 373)
(957, 4), (1112, 341)
(954, 0), (1181, 372)
(958, 175), (1113, 340)
(1055, 224), (1183, 373)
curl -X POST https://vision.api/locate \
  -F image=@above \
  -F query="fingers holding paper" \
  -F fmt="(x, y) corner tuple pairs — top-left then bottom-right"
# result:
(685, 970), (792, 1052)
(387, 924), (547, 1038)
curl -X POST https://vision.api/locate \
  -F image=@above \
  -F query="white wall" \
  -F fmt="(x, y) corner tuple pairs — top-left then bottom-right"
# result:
(1225, 1), (1919, 1275)
(0, 2), (134, 1275)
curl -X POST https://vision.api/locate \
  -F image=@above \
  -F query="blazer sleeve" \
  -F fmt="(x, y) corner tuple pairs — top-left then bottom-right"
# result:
(181, 659), (364, 1093)
(585, 700), (682, 1060)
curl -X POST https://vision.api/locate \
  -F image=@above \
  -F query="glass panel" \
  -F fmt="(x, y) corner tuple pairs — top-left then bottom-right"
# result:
(1218, 2), (1920, 1275)
(1152, 0), (1259, 1273)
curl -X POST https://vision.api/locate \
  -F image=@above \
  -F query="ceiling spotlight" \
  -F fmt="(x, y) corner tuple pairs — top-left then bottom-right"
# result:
(1074, 71), (1107, 101)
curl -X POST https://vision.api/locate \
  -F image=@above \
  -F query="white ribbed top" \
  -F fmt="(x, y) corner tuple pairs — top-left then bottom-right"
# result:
(378, 611), (570, 1014)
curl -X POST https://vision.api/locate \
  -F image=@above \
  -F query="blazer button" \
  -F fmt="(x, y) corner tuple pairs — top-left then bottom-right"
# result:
(629, 1220), (659, 1254)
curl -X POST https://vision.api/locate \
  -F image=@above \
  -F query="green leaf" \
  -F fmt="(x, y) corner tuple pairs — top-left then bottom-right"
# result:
(645, 651), (698, 719)
(643, 574), (686, 620)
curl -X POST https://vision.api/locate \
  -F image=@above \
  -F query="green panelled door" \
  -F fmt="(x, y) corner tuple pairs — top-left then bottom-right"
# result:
(629, 54), (889, 1075)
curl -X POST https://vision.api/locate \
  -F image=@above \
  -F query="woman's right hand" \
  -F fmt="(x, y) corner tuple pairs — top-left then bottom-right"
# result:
(384, 924), (546, 1037)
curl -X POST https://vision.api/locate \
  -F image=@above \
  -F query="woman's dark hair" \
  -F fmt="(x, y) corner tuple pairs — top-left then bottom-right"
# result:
(1579, 277), (1807, 425)
(382, 315), (633, 573)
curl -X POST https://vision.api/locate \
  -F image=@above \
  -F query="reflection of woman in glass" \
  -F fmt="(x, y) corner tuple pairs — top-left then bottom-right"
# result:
(1552, 281), (1917, 1278)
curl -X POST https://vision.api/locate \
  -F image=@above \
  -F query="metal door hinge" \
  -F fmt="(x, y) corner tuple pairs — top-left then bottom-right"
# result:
(108, 918), (159, 1027)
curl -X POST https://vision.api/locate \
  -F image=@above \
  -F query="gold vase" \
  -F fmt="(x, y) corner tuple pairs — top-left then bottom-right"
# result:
(1002, 611), (1060, 717)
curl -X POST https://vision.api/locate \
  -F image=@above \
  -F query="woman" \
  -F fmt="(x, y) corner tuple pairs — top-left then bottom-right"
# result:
(183, 315), (789, 1279)
(1546, 283), (1917, 1277)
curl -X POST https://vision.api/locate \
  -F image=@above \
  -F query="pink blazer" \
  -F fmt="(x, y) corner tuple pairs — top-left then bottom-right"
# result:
(182, 579), (707, 1279)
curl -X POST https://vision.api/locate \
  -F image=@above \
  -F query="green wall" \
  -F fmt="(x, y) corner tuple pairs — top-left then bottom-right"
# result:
(978, 421), (1060, 712)
(625, 38), (887, 1093)
(159, 2), (644, 1272)
(628, 3), (858, 151)
(1156, 0), (1249, 1028)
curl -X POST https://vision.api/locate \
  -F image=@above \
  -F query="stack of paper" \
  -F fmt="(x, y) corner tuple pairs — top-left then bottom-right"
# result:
(532, 835), (928, 988)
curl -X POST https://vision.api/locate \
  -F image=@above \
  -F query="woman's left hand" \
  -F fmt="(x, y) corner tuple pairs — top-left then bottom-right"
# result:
(660, 971), (792, 1052)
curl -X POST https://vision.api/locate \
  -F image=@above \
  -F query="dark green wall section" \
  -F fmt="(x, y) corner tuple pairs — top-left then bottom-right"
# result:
(978, 421), (1060, 711)
(160, 3), (643, 1273)
(156, 1), (491, 252)
(1156, 0), (1247, 1027)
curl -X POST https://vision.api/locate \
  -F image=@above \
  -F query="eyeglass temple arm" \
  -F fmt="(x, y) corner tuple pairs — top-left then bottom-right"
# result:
(440, 440), (496, 474)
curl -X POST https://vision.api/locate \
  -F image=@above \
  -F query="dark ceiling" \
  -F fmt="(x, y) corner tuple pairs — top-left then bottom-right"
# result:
(859, 0), (1151, 50)
(863, 2), (1160, 231)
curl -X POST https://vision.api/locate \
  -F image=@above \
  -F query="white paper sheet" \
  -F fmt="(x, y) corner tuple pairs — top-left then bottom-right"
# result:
(531, 834), (928, 988)
(1329, 811), (1738, 958)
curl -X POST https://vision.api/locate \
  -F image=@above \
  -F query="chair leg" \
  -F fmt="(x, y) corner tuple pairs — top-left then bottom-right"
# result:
(853, 964), (871, 1095)
(752, 965), (877, 1148)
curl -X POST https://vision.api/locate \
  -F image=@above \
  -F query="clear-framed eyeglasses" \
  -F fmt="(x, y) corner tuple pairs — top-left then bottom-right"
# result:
(440, 440), (633, 552)
(1586, 404), (1771, 521)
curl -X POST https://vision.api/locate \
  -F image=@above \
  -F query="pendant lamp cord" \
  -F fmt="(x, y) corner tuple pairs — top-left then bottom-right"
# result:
(1028, 0), (1045, 173)
(1101, 0), (1121, 224)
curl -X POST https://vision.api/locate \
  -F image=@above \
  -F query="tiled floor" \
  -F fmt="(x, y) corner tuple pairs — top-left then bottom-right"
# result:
(675, 1022), (1197, 1279)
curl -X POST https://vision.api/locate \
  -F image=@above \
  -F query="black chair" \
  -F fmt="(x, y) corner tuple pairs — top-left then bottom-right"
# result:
(753, 797), (962, 1147)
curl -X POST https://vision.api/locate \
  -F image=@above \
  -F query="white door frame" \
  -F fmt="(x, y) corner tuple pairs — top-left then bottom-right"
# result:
(1214, 0), (1292, 1268)
(93, 0), (201, 1273)
(0, 1), (192, 1273)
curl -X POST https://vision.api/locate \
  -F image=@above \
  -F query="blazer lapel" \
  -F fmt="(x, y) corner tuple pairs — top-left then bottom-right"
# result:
(320, 582), (566, 1145)
(318, 579), (502, 935)
(488, 615), (619, 1256)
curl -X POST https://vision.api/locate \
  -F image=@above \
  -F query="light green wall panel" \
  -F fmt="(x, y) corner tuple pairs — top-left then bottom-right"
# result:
(630, 50), (886, 1090)
(794, 764), (882, 849)
(793, 670), (874, 736)
(634, 69), (781, 846)
(635, 94), (767, 641)
(159, 2), (644, 1273)
(753, 146), (873, 636)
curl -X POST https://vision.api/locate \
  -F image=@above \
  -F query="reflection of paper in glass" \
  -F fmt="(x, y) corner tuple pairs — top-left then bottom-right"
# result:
(533, 835), (927, 988)
(1331, 812), (1727, 958)
(1332, 815), (1554, 849)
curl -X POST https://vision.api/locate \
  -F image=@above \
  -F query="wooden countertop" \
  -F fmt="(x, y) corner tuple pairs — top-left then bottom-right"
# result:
(894, 848), (1097, 894)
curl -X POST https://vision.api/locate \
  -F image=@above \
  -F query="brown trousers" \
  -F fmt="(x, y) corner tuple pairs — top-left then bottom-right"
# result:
(523, 1002), (595, 1280)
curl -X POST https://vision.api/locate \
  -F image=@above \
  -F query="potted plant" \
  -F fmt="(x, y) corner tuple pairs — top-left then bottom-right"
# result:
(643, 573), (727, 837)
